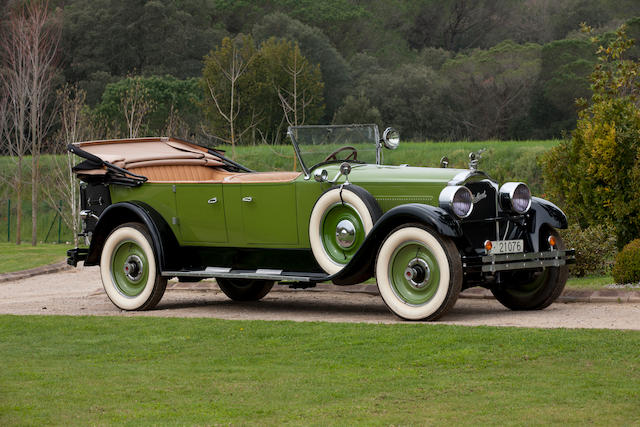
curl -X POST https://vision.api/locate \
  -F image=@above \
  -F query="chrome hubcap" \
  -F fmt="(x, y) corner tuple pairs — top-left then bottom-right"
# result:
(404, 258), (431, 289)
(123, 254), (143, 282)
(335, 219), (356, 248)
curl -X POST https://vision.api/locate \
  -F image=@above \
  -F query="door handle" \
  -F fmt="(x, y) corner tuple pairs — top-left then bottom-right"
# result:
(242, 196), (253, 202)
(207, 197), (217, 204)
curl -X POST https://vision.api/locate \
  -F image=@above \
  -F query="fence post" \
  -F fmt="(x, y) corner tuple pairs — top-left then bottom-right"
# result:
(7, 199), (10, 243)
(58, 200), (62, 244)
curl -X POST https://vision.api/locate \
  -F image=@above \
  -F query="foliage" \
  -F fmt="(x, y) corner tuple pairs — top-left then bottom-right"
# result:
(561, 224), (617, 277)
(443, 40), (542, 140)
(355, 63), (452, 140)
(543, 25), (640, 247)
(95, 75), (202, 138)
(61, 0), (226, 103)
(531, 38), (597, 138)
(612, 239), (640, 284)
(202, 35), (324, 149)
(2, 316), (640, 424)
(253, 13), (351, 120)
(333, 93), (382, 127)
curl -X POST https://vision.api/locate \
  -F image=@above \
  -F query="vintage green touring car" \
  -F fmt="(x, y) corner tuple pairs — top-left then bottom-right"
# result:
(67, 124), (574, 320)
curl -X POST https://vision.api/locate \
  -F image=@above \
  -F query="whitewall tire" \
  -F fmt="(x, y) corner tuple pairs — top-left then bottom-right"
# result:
(375, 225), (462, 321)
(100, 222), (167, 310)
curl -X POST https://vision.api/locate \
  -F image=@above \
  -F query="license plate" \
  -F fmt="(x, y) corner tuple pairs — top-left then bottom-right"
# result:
(489, 239), (523, 255)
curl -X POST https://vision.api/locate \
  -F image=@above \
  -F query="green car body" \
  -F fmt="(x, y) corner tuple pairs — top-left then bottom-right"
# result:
(67, 125), (575, 320)
(108, 164), (460, 249)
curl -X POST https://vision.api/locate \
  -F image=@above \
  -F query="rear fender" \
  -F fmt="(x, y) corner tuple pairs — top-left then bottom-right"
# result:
(330, 204), (461, 285)
(85, 201), (180, 270)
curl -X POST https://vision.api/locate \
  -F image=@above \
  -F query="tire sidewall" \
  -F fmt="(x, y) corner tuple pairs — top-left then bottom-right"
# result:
(100, 224), (158, 310)
(376, 226), (454, 320)
(309, 186), (379, 274)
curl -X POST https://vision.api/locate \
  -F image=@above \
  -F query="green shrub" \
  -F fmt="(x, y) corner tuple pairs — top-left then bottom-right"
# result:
(612, 239), (640, 284)
(562, 224), (617, 277)
(542, 25), (640, 248)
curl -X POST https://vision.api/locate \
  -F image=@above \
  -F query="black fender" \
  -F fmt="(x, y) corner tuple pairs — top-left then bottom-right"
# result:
(84, 201), (181, 271)
(330, 203), (462, 285)
(528, 197), (568, 252)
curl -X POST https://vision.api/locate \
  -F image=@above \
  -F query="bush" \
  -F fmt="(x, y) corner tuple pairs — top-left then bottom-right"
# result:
(612, 239), (640, 284)
(562, 224), (617, 277)
(542, 25), (640, 248)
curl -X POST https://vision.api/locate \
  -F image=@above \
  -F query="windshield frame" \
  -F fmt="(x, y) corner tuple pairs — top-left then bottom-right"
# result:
(287, 124), (382, 178)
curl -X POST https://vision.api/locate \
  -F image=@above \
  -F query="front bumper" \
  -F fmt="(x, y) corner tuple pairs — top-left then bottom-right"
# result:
(462, 249), (576, 273)
(67, 248), (89, 267)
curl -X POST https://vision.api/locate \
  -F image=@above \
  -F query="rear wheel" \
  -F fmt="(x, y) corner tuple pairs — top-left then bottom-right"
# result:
(100, 222), (167, 310)
(216, 278), (274, 301)
(491, 228), (568, 310)
(375, 225), (462, 321)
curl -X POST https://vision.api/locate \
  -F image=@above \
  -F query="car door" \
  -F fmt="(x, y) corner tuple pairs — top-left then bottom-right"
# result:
(175, 184), (228, 244)
(224, 182), (299, 246)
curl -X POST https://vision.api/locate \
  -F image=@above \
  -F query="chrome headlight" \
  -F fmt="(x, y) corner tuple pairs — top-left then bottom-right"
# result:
(499, 182), (531, 214)
(439, 186), (473, 218)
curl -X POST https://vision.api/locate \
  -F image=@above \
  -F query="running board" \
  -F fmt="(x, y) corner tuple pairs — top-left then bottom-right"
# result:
(162, 267), (328, 283)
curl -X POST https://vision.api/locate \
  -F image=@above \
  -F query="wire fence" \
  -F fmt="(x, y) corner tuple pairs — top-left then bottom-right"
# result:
(0, 199), (74, 243)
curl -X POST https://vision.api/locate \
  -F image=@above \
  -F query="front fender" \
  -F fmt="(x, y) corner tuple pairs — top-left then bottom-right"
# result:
(330, 203), (461, 285)
(528, 197), (569, 251)
(85, 201), (180, 270)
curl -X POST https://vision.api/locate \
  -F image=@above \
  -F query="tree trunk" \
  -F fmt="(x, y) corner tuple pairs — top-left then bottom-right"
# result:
(16, 158), (22, 245)
(31, 154), (38, 246)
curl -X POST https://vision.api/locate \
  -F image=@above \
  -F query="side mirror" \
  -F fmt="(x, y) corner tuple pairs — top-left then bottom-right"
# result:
(382, 127), (400, 150)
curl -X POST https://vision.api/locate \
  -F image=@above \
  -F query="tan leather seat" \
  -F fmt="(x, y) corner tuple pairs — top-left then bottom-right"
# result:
(127, 165), (234, 183)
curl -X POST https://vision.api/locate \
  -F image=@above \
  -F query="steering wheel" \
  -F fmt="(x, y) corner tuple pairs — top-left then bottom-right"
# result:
(323, 146), (358, 162)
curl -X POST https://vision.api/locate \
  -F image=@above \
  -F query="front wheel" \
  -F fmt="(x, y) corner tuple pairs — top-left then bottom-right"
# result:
(491, 228), (568, 310)
(216, 278), (274, 301)
(100, 222), (167, 310)
(375, 225), (462, 321)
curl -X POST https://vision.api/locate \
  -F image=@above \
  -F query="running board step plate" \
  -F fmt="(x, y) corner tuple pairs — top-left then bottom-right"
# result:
(162, 268), (328, 283)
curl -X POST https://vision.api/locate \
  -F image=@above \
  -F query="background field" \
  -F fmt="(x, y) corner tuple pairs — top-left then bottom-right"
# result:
(1, 315), (638, 425)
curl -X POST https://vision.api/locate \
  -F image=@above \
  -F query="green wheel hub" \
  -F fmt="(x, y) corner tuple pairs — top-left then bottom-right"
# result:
(110, 240), (149, 297)
(320, 202), (365, 264)
(389, 241), (440, 306)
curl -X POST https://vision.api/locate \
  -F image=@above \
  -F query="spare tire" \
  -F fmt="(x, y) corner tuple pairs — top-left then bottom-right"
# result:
(309, 185), (382, 274)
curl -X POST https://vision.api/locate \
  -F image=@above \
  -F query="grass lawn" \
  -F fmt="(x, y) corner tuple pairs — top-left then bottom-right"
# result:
(0, 243), (72, 274)
(1, 315), (639, 425)
(566, 275), (615, 290)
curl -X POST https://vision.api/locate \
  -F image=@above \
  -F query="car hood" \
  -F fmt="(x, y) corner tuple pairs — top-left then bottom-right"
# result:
(320, 164), (485, 186)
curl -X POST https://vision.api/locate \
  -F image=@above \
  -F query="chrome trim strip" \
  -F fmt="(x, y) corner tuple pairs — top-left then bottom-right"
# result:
(162, 268), (328, 282)
(481, 250), (570, 263)
(481, 259), (567, 273)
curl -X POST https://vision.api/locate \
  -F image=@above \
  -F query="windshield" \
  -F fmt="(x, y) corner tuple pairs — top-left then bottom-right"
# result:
(289, 124), (380, 173)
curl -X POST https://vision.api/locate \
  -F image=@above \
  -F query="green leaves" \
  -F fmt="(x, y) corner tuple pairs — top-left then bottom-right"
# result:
(543, 25), (640, 247)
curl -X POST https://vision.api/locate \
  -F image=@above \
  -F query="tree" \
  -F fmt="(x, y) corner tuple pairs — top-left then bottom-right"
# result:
(542, 25), (640, 247)
(202, 35), (260, 158)
(333, 93), (382, 128)
(95, 75), (202, 138)
(358, 63), (453, 141)
(201, 35), (325, 150)
(253, 13), (351, 121)
(43, 85), (94, 247)
(443, 41), (542, 140)
(1, 0), (61, 245)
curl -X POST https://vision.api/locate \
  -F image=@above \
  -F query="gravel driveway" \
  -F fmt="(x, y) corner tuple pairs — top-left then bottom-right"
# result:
(1, 265), (639, 329)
